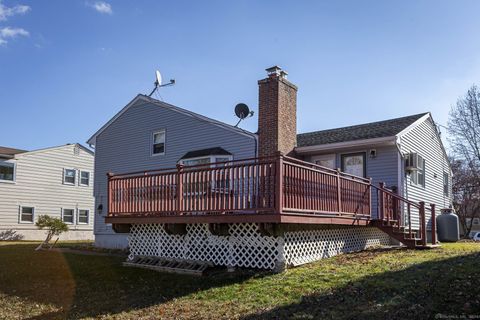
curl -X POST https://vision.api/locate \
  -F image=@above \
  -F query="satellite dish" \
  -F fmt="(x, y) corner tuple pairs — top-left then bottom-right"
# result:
(155, 70), (162, 86)
(235, 103), (250, 119)
(148, 70), (175, 97)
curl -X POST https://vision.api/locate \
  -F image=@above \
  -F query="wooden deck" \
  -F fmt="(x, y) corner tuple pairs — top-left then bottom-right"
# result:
(106, 154), (372, 225)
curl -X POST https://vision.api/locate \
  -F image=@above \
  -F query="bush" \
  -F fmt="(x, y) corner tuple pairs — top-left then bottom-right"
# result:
(35, 215), (69, 250)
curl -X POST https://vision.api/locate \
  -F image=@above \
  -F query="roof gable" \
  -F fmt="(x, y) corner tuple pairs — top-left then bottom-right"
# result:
(87, 94), (256, 146)
(297, 112), (429, 147)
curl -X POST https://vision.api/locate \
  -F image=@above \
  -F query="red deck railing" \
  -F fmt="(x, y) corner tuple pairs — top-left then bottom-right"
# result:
(374, 183), (437, 246)
(107, 154), (372, 220)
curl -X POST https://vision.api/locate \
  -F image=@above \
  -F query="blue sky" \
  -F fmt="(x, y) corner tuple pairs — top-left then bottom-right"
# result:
(1, 0), (479, 151)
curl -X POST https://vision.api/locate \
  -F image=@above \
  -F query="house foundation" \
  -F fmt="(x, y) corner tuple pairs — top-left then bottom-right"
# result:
(127, 223), (392, 271)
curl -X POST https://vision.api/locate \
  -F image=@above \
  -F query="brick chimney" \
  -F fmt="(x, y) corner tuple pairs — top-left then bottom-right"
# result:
(257, 66), (298, 157)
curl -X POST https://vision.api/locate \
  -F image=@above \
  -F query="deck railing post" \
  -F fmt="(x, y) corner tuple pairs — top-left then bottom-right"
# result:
(419, 201), (427, 246)
(275, 152), (284, 215)
(379, 182), (385, 221)
(336, 169), (342, 214)
(176, 164), (184, 215)
(107, 172), (113, 215)
(368, 178), (372, 218)
(430, 203), (436, 245)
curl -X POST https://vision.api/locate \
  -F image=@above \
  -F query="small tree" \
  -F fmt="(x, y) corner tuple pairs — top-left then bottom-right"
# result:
(35, 215), (69, 251)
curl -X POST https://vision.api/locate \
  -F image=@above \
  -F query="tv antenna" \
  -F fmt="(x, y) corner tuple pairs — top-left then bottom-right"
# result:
(234, 103), (254, 127)
(148, 70), (175, 97)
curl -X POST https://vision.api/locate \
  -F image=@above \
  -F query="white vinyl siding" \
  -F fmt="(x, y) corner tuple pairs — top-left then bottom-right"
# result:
(399, 117), (452, 230)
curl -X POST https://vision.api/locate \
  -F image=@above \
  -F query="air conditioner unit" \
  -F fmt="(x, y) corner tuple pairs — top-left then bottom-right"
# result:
(405, 153), (422, 172)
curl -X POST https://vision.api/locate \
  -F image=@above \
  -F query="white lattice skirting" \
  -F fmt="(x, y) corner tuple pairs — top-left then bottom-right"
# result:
(128, 223), (391, 270)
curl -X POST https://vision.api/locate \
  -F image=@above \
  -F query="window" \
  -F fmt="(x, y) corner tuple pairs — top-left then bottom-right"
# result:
(443, 172), (449, 196)
(0, 161), (15, 182)
(80, 171), (90, 186)
(64, 169), (76, 185)
(474, 218), (480, 225)
(62, 209), (74, 224)
(341, 153), (366, 177)
(182, 157), (211, 166)
(411, 156), (426, 188)
(152, 130), (166, 155)
(20, 206), (34, 223)
(311, 154), (336, 169)
(78, 209), (89, 224)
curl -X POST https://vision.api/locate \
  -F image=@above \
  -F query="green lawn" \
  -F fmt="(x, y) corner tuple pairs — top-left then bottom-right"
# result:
(0, 242), (479, 320)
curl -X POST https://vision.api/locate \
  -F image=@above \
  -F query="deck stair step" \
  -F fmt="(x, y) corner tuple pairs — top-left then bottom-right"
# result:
(123, 256), (213, 276)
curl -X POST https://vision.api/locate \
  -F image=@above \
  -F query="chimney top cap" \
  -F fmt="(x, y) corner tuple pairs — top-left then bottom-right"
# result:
(265, 66), (288, 79)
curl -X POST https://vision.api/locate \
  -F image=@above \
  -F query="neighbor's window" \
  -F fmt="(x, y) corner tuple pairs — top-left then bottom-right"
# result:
(80, 171), (90, 186)
(411, 156), (426, 188)
(64, 169), (76, 185)
(20, 206), (34, 223)
(62, 208), (74, 224)
(152, 130), (166, 155)
(0, 161), (15, 182)
(78, 209), (89, 224)
(443, 172), (449, 196)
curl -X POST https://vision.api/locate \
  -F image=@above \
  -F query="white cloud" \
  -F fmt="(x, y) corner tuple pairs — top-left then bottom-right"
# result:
(89, 1), (112, 14)
(0, 26), (29, 45)
(0, 1), (30, 21)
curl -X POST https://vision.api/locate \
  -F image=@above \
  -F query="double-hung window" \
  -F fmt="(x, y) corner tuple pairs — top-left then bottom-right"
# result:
(62, 208), (74, 224)
(80, 171), (90, 186)
(0, 161), (15, 182)
(20, 206), (34, 223)
(64, 169), (76, 185)
(152, 130), (166, 155)
(411, 155), (426, 188)
(78, 209), (89, 224)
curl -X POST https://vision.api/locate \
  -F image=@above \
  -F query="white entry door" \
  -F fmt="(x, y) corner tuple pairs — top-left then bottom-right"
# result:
(311, 154), (336, 169)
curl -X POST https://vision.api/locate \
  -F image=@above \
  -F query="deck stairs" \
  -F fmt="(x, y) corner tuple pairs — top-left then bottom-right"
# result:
(123, 256), (213, 276)
(371, 183), (437, 249)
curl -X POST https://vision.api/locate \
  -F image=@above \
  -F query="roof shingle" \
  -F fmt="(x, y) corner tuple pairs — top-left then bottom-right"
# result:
(297, 113), (429, 147)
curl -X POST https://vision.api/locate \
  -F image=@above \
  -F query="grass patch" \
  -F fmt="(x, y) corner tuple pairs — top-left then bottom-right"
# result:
(0, 242), (479, 319)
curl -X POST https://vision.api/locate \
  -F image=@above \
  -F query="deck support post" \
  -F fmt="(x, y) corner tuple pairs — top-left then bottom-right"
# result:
(419, 201), (427, 246)
(176, 164), (184, 215)
(430, 203), (436, 245)
(275, 152), (284, 215)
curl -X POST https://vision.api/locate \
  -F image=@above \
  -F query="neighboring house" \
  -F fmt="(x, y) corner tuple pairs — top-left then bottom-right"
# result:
(0, 144), (95, 241)
(296, 112), (453, 233)
(88, 66), (447, 271)
(462, 218), (480, 237)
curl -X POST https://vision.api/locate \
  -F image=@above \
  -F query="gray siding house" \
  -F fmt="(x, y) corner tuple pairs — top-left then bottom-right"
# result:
(296, 112), (453, 232)
(89, 67), (448, 271)
(87, 95), (257, 248)
(0, 144), (95, 241)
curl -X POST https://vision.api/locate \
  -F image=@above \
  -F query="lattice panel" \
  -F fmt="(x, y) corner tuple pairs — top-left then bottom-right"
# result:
(284, 227), (391, 266)
(128, 224), (391, 270)
(128, 223), (282, 270)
